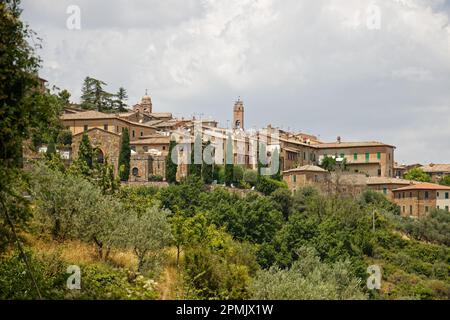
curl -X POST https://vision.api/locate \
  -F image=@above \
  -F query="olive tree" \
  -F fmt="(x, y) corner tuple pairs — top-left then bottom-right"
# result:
(120, 205), (172, 274)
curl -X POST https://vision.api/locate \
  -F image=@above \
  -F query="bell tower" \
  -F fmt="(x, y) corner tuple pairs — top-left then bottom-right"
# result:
(233, 98), (244, 130)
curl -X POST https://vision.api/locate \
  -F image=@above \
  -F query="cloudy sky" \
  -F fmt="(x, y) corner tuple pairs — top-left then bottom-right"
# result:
(21, 0), (450, 164)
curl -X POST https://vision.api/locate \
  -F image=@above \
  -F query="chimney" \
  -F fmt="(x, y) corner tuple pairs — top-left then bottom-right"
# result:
(337, 136), (341, 144)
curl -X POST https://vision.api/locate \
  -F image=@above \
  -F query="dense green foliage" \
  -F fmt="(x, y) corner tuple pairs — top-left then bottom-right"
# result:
(404, 168), (431, 182)
(250, 246), (366, 300)
(439, 175), (450, 187)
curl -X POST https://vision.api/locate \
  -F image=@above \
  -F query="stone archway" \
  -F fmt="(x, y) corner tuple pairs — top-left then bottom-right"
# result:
(93, 147), (104, 164)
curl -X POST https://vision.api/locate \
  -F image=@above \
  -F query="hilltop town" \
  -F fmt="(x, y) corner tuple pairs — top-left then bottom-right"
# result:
(27, 87), (450, 219)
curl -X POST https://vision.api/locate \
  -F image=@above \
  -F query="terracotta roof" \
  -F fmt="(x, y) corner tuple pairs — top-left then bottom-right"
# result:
(366, 177), (414, 185)
(117, 111), (138, 117)
(150, 112), (173, 118)
(283, 165), (327, 174)
(131, 136), (170, 145)
(61, 110), (117, 120)
(314, 141), (395, 149)
(420, 164), (450, 173)
(393, 182), (450, 192)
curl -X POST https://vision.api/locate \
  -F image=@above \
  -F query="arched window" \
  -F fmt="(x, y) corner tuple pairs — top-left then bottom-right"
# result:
(132, 167), (139, 176)
(235, 120), (241, 129)
(94, 148), (104, 164)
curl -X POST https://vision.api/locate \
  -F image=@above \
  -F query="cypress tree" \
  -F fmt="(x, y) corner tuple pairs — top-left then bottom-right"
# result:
(118, 128), (131, 181)
(202, 141), (213, 184)
(78, 133), (93, 169)
(271, 147), (282, 181)
(225, 133), (234, 186)
(189, 133), (202, 177)
(166, 139), (178, 183)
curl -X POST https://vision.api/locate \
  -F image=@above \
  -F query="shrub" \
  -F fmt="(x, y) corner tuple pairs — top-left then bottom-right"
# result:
(57, 130), (72, 146)
(256, 176), (288, 195)
(250, 247), (367, 300)
(243, 169), (258, 186)
(148, 175), (163, 182)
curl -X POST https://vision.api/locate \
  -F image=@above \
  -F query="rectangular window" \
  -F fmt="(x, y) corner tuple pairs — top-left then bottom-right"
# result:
(293, 175), (297, 183)
(383, 188), (387, 195)
(103, 124), (108, 131)
(446, 206), (449, 212)
(446, 192), (449, 199)
(425, 206), (429, 213)
(132, 130), (135, 138)
(84, 125), (88, 131)
(410, 206), (413, 215)
(437, 192), (440, 197)
(116, 126), (119, 133)
(365, 153), (370, 162)
(140, 131), (143, 137)
(353, 153), (357, 160)
(403, 206), (405, 213)
(425, 191), (429, 199)
(377, 152), (381, 160)
(378, 169), (381, 177)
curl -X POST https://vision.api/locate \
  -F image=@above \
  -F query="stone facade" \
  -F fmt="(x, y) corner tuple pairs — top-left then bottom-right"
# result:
(72, 128), (121, 174)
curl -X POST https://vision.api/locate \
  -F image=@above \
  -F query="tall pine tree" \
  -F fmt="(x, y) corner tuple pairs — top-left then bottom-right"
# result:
(118, 128), (131, 181)
(115, 87), (128, 112)
(80, 76), (111, 112)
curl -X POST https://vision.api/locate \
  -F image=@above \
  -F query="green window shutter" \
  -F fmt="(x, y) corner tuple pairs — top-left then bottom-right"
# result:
(377, 152), (381, 160)
(365, 153), (370, 162)
(340, 153), (344, 159)
(353, 153), (357, 160)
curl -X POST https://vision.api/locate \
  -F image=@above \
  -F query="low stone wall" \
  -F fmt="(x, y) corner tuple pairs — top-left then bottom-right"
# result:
(121, 181), (169, 188)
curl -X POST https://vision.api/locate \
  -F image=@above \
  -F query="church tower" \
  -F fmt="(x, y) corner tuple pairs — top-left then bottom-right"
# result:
(133, 90), (153, 115)
(233, 98), (244, 130)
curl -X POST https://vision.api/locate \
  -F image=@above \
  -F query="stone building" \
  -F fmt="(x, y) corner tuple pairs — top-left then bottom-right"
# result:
(393, 183), (450, 218)
(420, 164), (450, 182)
(282, 165), (329, 192)
(72, 127), (121, 172)
(366, 177), (414, 200)
(314, 140), (395, 177)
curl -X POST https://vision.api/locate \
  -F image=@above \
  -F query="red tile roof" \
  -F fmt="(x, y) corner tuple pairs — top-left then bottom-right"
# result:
(393, 182), (450, 192)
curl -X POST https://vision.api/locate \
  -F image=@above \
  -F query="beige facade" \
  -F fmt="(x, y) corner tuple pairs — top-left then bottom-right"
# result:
(315, 142), (395, 177)
(283, 165), (330, 192)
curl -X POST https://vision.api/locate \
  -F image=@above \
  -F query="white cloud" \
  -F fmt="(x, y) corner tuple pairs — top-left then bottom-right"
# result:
(21, 0), (450, 163)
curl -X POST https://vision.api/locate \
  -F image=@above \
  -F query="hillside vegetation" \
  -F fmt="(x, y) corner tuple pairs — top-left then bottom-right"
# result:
(1, 161), (449, 300)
